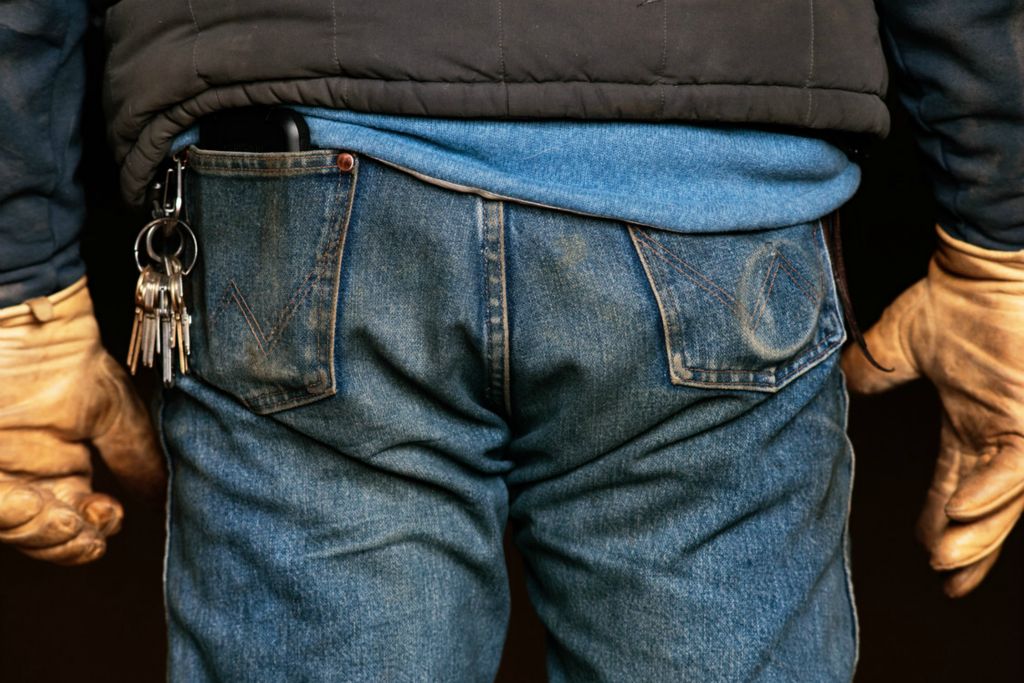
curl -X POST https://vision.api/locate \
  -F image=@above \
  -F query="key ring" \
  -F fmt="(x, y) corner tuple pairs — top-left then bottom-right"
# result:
(134, 217), (199, 275)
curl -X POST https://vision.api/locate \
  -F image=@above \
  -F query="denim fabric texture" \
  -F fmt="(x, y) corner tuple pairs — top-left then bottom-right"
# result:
(159, 147), (856, 681)
(0, 0), (88, 307)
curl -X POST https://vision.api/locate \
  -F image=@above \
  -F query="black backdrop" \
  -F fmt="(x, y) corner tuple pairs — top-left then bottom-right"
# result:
(0, 25), (1021, 682)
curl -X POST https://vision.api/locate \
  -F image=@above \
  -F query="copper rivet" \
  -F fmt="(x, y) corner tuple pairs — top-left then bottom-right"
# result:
(336, 152), (355, 172)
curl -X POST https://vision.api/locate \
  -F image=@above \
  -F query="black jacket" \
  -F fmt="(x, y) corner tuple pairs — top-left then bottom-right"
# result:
(104, 0), (891, 204)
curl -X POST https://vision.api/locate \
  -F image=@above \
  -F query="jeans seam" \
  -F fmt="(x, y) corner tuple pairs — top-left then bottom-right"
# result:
(839, 370), (860, 680)
(498, 204), (512, 417)
(481, 199), (511, 416)
(626, 224), (684, 385)
(191, 166), (340, 176)
(153, 388), (175, 677)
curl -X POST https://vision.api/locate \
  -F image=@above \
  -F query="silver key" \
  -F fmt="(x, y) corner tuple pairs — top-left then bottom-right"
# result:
(138, 268), (159, 370)
(127, 268), (151, 374)
(158, 282), (174, 386)
(140, 268), (161, 370)
(166, 255), (192, 373)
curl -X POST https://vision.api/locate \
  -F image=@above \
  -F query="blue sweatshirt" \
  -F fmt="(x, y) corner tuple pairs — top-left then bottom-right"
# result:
(172, 109), (860, 237)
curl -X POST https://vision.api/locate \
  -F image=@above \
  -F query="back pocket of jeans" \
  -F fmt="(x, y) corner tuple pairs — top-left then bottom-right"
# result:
(628, 220), (845, 392)
(184, 147), (358, 414)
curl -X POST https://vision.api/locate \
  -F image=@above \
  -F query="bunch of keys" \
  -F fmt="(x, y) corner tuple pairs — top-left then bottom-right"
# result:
(127, 153), (198, 387)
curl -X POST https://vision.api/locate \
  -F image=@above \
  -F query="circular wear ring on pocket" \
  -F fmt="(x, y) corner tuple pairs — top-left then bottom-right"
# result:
(627, 220), (846, 393)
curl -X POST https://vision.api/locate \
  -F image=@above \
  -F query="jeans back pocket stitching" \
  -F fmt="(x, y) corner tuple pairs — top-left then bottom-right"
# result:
(208, 243), (327, 357)
(751, 254), (782, 334)
(206, 172), (349, 354)
(630, 229), (764, 380)
(632, 229), (737, 311)
(243, 159), (360, 410)
(775, 251), (820, 305)
(627, 225), (686, 379)
(628, 223), (842, 391)
(190, 160), (358, 413)
(222, 267), (325, 357)
(225, 282), (269, 354)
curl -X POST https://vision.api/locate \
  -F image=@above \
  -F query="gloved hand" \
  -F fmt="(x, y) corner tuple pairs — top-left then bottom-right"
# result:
(0, 277), (165, 565)
(842, 225), (1024, 597)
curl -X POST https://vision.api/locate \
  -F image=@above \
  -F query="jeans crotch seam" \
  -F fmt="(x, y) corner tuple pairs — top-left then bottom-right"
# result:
(498, 205), (512, 417)
(481, 199), (511, 418)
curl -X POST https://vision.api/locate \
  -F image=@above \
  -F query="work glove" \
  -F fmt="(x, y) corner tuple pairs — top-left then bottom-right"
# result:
(0, 277), (165, 565)
(842, 225), (1024, 597)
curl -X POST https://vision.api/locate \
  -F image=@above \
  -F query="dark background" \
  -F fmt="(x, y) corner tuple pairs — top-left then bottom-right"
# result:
(0, 23), (1022, 683)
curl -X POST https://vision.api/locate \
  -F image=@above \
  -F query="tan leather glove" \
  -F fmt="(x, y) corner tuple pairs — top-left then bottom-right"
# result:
(842, 225), (1024, 597)
(0, 277), (165, 565)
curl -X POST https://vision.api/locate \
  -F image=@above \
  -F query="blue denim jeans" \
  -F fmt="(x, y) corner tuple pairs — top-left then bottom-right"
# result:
(159, 148), (856, 681)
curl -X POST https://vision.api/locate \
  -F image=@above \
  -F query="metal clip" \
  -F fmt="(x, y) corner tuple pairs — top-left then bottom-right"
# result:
(159, 153), (188, 221)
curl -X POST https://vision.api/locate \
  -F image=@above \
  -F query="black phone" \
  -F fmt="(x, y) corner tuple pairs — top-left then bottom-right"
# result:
(198, 106), (311, 153)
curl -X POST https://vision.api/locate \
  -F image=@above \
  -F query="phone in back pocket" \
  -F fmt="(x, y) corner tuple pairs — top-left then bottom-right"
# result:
(198, 107), (311, 153)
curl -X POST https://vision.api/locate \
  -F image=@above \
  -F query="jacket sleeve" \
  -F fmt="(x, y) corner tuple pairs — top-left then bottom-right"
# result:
(0, 0), (91, 307)
(875, 0), (1024, 250)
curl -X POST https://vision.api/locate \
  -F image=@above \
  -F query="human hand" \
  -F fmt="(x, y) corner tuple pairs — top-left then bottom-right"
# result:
(842, 225), (1024, 597)
(0, 277), (165, 565)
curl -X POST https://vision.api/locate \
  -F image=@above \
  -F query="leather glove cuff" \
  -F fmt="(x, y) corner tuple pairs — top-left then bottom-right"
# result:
(0, 276), (91, 327)
(936, 224), (1024, 282)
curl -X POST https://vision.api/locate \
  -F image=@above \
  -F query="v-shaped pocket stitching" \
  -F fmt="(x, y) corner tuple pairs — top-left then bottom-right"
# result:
(212, 258), (327, 357)
(631, 228), (737, 311)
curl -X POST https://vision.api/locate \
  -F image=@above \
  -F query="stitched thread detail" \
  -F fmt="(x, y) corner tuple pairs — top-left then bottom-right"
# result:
(751, 257), (782, 333)
(496, 0), (509, 115)
(481, 199), (511, 416)
(775, 252), (818, 304)
(498, 203), (512, 417)
(194, 161), (359, 413)
(330, 0), (342, 76)
(241, 162), (358, 411)
(627, 225), (681, 386)
(626, 223), (842, 392)
(658, 0), (668, 116)
(803, 0), (816, 124)
(211, 209), (345, 352)
(675, 333), (840, 389)
(190, 165), (340, 176)
(226, 283), (268, 354)
(184, 0), (205, 85)
(146, 73), (883, 92)
(750, 251), (780, 330)
(632, 229), (737, 309)
(214, 259), (321, 356)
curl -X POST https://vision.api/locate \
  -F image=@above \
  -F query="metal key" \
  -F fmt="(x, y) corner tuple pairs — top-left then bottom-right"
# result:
(126, 270), (148, 373)
(128, 266), (162, 374)
(166, 255), (191, 373)
(141, 270), (160, 369)
(158, 280), (174, 386)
